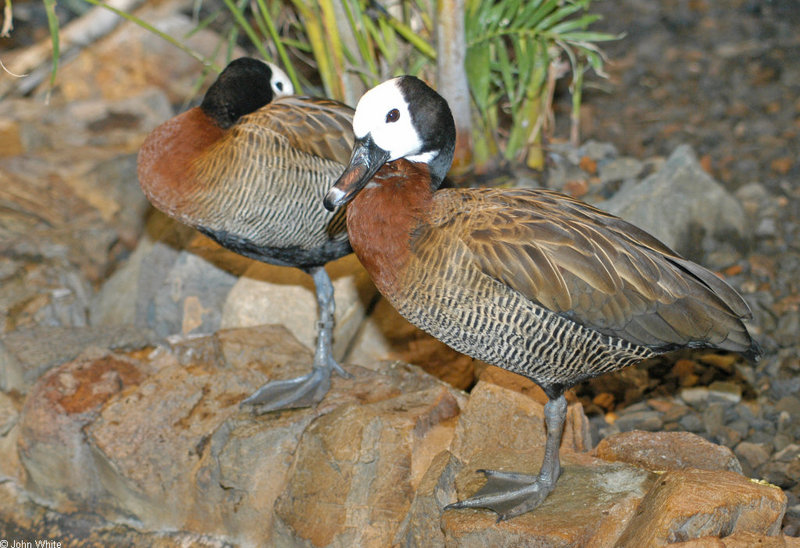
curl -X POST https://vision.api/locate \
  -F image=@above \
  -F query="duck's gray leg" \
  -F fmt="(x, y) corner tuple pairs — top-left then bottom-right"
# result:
(445, 394), (567, 521)
(241, 266), (351, 413)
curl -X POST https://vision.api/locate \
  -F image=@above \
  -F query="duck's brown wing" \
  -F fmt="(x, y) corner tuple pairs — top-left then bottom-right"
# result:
(423, 187), (754, 353)
(248, 96), (355, 165)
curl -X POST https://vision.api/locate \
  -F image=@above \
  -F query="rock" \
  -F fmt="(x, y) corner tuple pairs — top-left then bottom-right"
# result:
(708, 381), (743, 404)
(93, 214), (373, 360)
(735, 441), (772, 471)
(598, 156), (645, 184)
(436, 381), (652, 547)
(17, 347), (154, 511)
(703, 402), (728, 437)
(345, 296), (478, 389)
(579, 139), (619, 161)
(679, 413), (705, 433)
(594, 431), (743, 473)
(614, 469), (787, 546)
(477, 364), (551, 403)
(613, 409), (665, 432)
(682, 386), (711, 407)
(14, 324), (468, 546)
(0, 324), (156, 393)
(31, 9), (242, 104)
(393, 450), (459, 547)
(221, 253), (375, 362)
(599, 145), (751, 261)
(442, 454), (655, 547)
(273, 385), (462, 546)
(776, 396), (800, 418)
(449, 380), (591, 472)
(0, 88), (172, 157)
(91, 215), (249, 335)
(0, 118), (24, 157)
(670, 531), (800, 547)
(0, 391), (22, 483)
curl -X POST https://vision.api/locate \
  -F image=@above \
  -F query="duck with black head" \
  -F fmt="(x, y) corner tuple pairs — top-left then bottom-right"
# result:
(138, 57), (356, 413)
(324, 76), (761, 520)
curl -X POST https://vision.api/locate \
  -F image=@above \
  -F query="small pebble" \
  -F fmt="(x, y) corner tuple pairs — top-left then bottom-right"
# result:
(679, 413), (704, 433)
(707, 380), (742, 404)
(703, 402), (726, 434)
(735, 441), (771, 469)
(680, 387), (710, 407)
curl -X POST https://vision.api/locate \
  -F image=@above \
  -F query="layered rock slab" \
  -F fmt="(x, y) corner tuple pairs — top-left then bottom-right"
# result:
(15, 324), (467, 546)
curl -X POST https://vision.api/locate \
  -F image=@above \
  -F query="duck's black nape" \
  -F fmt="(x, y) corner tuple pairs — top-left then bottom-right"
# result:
(201, 58), (275, 129)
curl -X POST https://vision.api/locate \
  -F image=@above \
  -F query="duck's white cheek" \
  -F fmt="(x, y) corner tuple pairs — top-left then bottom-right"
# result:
(373, 118), (423, 161)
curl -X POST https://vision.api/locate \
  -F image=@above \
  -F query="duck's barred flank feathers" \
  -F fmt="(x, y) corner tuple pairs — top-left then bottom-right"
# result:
(396, 251), (655, 391)
(186, 116), (350, 264)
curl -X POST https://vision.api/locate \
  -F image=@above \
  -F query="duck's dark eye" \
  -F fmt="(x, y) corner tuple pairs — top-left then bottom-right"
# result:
(275, 81), (284, 91)
(386, 108), (400, 123)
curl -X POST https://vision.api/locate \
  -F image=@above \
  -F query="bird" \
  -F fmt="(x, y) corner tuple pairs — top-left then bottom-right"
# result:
(137, 57), (356, 412)
(323, 76), (761, 520)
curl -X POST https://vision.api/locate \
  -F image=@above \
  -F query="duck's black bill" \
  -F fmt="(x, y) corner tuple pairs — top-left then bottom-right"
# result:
(324, 135), (390, 211)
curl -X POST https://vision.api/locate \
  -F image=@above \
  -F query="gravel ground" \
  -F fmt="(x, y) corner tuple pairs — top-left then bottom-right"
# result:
(550, 0), (800, 535)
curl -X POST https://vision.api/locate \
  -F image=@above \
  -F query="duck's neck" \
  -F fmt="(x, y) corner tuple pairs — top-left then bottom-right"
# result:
(346, 160), (434, 296)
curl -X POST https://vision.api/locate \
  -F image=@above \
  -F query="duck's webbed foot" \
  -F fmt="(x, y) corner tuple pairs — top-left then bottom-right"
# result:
(445, 469), (556, 521)
(241, 364), (333, 413)
(445, 395), (568, 521)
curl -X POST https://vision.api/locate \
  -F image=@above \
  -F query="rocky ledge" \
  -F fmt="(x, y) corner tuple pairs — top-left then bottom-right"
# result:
(0, 324), (792, 547)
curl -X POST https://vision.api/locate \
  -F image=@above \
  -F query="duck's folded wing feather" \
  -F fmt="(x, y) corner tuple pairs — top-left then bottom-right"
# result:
(249, 96), (355, 165)
(427, 188), (752, 351)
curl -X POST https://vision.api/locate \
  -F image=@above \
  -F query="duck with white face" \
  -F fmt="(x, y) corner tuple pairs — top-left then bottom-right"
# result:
(324, 76), (760, 520)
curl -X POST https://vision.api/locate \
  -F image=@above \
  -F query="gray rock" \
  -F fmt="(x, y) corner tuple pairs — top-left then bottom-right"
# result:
(614, 410), (665, 432)
(599, 145), (751, 261)
(598, 156), (644, 184)
(579, 139), (619, 161)
(735, 441), (772, 470)
(679, 413), (704, 433)
(91, 214), (250, 337)
(93, 212), (374, 357)
(703, 402), (727, 436)
(0, 324), (156, 393)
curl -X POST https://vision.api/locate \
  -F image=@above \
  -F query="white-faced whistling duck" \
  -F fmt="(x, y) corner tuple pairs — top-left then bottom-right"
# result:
(323, 76), (761, 520)
(138, 57), (356, 412)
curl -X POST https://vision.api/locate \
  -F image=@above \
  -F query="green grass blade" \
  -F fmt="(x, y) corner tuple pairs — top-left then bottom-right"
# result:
(221, 0), (271, 60)
(43, 0), (60, 88)
(252, 0), (302, 91)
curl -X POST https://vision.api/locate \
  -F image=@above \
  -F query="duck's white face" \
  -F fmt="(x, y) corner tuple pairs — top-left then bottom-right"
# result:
(352, 78), (433, 163)
(266, 62), (294, 97)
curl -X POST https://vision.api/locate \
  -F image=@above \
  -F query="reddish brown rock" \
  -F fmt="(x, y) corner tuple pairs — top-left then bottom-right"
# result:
(442, 453), (655, 547)
(615, 469), (787, 546)
(449, 380), (590, 475)
(432, 381), (654, 546)
(273, 385), (463, 547)
(17, 347), (153, 511)
(594, 430), (743, 473)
